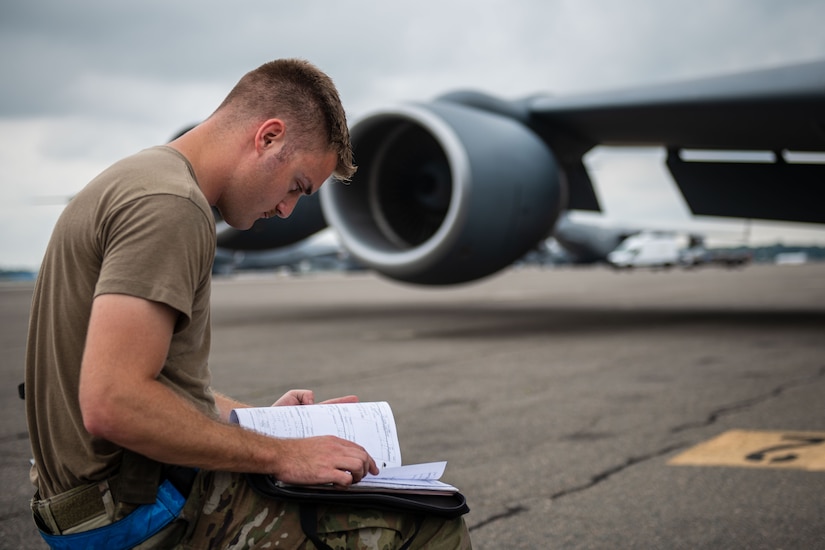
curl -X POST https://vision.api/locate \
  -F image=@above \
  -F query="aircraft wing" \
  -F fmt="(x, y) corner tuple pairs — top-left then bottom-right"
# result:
(530, 60), (825, 152)
(316, 60), (825, 285)
(526, 60), (825, 224)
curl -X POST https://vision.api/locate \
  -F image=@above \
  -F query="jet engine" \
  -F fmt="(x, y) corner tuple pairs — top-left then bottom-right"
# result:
(321, 100), (567, 285)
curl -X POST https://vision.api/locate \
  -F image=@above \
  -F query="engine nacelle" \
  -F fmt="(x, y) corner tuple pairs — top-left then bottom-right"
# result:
(321, 101), (566, 285)
(215, 194), (327, 251)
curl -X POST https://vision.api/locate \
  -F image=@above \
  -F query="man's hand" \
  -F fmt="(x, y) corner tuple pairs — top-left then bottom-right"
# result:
(271, 390), (360, 407)
(268, 391), (380, 486)
(271, 435), (379, 487)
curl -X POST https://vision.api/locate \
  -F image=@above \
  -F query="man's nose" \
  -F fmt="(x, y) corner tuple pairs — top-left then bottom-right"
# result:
(277, 196), (301, 218)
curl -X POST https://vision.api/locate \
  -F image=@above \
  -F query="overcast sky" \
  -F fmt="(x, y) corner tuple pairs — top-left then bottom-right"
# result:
(2, 0), (825, 269)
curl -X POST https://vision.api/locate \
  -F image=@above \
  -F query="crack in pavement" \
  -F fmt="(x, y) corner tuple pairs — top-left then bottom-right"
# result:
(468, 442), (689, 532)
(468, 505), (528, 532)
(670, 365), (825, 433)
(548, 442), (690, 501)
(469, 365), (825, 533)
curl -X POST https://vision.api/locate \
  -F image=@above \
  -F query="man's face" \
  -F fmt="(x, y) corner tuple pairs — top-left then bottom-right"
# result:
(218, 144), (337, 230)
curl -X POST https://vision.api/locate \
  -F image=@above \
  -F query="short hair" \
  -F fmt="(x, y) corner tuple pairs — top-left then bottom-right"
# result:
(216, 59), (356, 181)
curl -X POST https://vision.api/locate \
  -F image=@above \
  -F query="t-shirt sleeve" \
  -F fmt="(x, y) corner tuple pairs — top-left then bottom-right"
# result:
(94, 194), (214, 330)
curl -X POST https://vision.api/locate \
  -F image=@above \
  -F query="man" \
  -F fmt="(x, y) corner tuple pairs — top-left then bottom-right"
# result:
(26, 58), (471, 548)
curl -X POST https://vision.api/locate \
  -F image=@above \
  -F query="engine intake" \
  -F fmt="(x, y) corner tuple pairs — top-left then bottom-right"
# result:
(321, 101), (566, 285)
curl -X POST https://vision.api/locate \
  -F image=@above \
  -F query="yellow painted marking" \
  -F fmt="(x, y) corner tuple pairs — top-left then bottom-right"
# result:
(668, 430), (825, 471)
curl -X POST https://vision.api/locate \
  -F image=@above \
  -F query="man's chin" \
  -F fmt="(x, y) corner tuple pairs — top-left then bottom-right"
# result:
(222, 216), (256, 231)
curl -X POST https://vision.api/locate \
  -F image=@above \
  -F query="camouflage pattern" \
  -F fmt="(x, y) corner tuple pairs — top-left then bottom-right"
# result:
(142, 470), (471, 549)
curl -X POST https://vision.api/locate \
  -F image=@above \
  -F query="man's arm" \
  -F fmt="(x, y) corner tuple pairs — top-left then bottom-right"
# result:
(78, 293), (377, 486)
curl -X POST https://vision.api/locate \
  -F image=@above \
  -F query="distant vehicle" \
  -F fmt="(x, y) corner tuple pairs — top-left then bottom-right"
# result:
(775, 252), (807, 265)
(607, 231), (687, 269)
(607, 231), (752, 270)
(678, 242), (709, 267)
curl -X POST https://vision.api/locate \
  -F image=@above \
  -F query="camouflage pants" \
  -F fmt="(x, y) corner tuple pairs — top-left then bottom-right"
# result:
(141, 470), (472, 549)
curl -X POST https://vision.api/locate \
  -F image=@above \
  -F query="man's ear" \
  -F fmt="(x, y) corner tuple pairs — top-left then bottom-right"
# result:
(255, 118), (286, 154)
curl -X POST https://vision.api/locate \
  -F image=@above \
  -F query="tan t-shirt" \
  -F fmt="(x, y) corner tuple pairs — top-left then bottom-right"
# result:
(26, 146), (218, 498)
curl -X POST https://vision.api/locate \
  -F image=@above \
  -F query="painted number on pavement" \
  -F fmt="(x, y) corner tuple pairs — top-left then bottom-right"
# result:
(668, 430), (825, 471)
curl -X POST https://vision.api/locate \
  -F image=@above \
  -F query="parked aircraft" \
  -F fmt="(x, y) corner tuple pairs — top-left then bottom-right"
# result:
(212, 228), (361, 275)
(551, 213), (640, 264)
(211, 60), (825, 285)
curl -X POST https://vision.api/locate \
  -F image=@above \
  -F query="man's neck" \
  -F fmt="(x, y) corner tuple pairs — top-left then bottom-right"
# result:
(167, 120), (230, 206)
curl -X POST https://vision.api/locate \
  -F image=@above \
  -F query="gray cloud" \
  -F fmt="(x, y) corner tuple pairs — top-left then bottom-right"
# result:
(5, 0), (824, 119)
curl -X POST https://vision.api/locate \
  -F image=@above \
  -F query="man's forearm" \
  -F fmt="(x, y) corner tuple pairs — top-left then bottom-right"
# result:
(113, 381), (376, 485)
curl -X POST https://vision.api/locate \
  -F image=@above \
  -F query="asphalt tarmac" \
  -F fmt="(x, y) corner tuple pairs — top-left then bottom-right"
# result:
(1, 263), (824, 549)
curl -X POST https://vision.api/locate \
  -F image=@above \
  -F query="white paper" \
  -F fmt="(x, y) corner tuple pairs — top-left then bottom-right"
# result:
(230, 401), (402, 468)
(355, 461), (458, 492)
(352, 478), (459, 492)
(369, 461), (447, 481)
